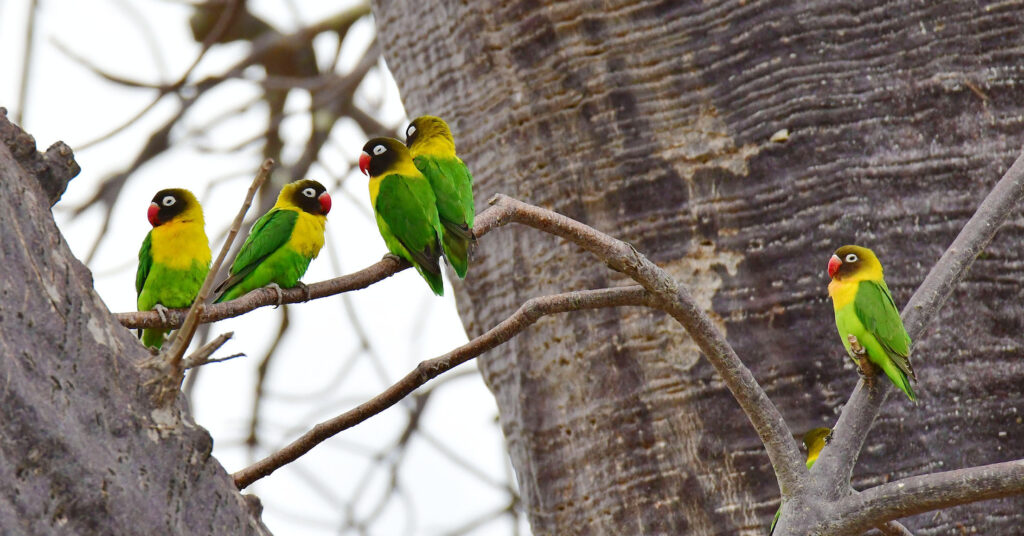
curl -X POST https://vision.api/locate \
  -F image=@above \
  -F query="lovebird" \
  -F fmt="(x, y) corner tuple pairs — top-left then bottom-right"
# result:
(404, 116), (475, 278)
(136, 188), (212, 349)
(769, 427), (832, 535)
(827, 245), (917, 401)
(359, 137), (445, 296)
(214, 179), (331, 303)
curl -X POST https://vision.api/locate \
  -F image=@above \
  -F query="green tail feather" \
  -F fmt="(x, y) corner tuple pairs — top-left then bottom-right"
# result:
(440, 221), (471, 279)
(414, 263), (444, 296)
(881, 360), (917, 402)
(141, 328), (168, 349)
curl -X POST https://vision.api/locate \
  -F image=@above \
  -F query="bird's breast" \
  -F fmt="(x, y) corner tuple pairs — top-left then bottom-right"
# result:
(151, 221), (211, 270)
(287, 211), (326, 258)
(827, 278), (859, 311)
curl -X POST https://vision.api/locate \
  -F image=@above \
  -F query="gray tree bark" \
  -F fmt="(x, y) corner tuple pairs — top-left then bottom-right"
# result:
(374, 1), (1024, 534)
(0, 109), (269, 535)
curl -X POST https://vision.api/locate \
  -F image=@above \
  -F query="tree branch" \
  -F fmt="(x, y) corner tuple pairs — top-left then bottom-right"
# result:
(874, 520), (915, 536)
(813, 146), (1024, 498)
(824, 459), (1024, 535)
(481, 194), (808, 494)
(232, 286), (653, 488)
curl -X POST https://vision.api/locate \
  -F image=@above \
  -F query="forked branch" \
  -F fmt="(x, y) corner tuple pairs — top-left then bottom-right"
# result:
(812, 147), (1024, 500)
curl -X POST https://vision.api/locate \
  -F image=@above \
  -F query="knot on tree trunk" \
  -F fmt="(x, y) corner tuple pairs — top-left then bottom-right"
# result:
(0, 107), (80, 205)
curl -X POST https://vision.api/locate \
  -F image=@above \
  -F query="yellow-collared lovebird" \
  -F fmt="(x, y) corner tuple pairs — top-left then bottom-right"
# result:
(827, 245), (917, 402)
(769, 427), (832, 535)
(136, 189), (211, 349)
(359, 137), (445, 296)
(214, 179), (331, 302)
(404, 116), (475, 278)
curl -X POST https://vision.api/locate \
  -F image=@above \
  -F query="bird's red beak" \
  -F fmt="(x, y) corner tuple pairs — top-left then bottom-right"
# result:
(147, 202), (160, 226)
(827, 254), (841, 279)
(358, 152), (371, 176)
(318, 191), (332, 215)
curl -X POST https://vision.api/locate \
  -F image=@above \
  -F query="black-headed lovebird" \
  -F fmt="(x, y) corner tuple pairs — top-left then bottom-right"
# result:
(769, 427), (832, 534)
(359, 137), (445, 296)
(404, 116), (475, 278)
(136, 188), (211, 349)
(827, 245), (917, 401)
(214, 179), (331, 303)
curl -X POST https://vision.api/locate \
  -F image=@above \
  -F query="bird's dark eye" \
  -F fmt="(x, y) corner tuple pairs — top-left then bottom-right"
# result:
(845, 253), (858, 263)
(407, 125), (416, 138)
(302, 187), (316, 198)
(162, 196), (176, 207)
(373, 145), (387, 156)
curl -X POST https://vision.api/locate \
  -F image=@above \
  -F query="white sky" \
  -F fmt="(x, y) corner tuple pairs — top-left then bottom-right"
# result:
(0, 1), (528, 534)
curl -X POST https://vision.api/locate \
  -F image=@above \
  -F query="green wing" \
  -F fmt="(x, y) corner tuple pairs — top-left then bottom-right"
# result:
(376, 173), (444, 293)
(136, 231), (153, 297)
(414, 155), (475, 278)
(854, 280), (914, 378)
(213, 209), (298, 300)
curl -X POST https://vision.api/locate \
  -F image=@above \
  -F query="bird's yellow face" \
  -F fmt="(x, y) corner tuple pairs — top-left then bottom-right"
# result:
(148, 188), (203, 227)
(277, 179), (331, 216)
(827, 245), (883, 282)
(404, 115), (455, 156)
(803, 427), (832, 467)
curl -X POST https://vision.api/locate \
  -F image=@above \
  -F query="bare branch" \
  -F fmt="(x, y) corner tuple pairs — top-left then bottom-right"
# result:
(874, 520), (915, 536)
(824, 459), (1024, 535)
(480, 194), (807, 494)
(115, 255), (408, 329)
(183, 331), (235, 369)
(231, 286), (653, 488)
(814, 147), (1024, 497)
(158, 159), (272, 378)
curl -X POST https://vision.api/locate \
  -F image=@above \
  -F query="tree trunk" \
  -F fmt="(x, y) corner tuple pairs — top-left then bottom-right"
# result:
(374, 1), (1024, 533)
(0, 110), (269, 534)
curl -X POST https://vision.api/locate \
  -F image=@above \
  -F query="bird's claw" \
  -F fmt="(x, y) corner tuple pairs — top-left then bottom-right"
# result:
(267, 283), (284, 308)
(382, 253), (402, 264)
(153, 304), (169, 324)
(294, 281), (311, 302)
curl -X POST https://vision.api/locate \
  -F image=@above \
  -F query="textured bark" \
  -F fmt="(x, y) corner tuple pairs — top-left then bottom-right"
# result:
(374, 1), (1024, 534)
(0, 109), (270, 535)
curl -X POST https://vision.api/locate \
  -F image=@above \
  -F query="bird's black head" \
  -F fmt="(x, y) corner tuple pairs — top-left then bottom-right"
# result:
(359, 137), (408, 177)
(148, 188), (197, 226)
(285, 179), (331, 215)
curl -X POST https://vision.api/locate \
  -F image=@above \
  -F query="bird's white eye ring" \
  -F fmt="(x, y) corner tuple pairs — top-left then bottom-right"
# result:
(162, 196), (176, 207)
(845, 253), (858, 263)
(302, 187), (316, 198)
(407, 125), (416, 137)
(373, 145), (387, 156)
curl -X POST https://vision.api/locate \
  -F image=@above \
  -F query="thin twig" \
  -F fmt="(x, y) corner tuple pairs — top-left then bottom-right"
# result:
(189, 353), (245, 368)
(813, 147), (1024, 499)
(182, 331), (235, 369)
(482, 194), (807, 494)
(824, 459), (1024, 535)
(158, 159), (272, 376)
(231, 286), (653, 488)
(14, 0), (39, 126)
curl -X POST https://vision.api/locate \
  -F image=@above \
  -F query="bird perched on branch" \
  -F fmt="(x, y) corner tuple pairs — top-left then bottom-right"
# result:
(359, 137), (445, 296)
(769, 427), (832, 535)
(827, 245), (917, 402)
(214, 179), (331, 303)
(136, 188), (211, 349)
(404, 116), (476, 279)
